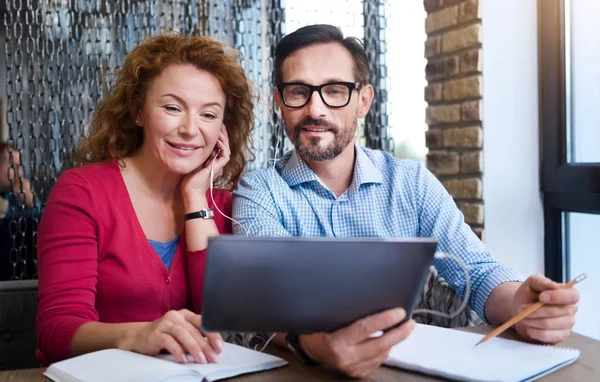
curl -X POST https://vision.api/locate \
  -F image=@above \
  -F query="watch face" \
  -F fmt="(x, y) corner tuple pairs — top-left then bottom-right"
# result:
(205, 209), (214, 219)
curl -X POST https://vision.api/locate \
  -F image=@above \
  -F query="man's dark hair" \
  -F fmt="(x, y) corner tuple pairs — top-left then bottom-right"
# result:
(274, 24), (369, 86)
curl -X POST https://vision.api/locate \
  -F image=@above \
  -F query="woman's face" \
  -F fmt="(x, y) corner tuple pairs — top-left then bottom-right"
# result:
(136, 64), (226, 176)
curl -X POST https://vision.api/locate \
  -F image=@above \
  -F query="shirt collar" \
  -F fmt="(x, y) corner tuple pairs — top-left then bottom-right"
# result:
(281, 141), (384, 188)
(352, 141), (384, 187)
(281, 148), (321, 187)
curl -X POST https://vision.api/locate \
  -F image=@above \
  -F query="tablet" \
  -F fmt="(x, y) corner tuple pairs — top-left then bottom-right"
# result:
(201, 236), (437, 333)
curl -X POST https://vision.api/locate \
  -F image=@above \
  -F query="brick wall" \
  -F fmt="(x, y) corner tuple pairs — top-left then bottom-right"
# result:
(424, 0), (483, 239)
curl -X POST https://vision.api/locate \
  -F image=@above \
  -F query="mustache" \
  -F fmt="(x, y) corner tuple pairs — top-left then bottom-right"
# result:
(293, 117), (337, 132)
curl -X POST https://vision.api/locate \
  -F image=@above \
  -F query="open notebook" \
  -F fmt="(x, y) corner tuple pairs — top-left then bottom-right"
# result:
(44, 342), (287, 382)
(384, 324), (580, 382)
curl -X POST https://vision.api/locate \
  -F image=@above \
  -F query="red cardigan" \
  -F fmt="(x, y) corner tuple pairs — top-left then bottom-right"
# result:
(36, 161), (232, 365)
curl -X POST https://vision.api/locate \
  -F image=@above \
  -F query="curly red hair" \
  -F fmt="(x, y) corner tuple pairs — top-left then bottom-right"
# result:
(75, 33), (255, 190)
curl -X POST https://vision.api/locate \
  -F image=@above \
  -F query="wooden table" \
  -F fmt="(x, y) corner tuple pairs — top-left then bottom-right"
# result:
(1, 326), (598, 381)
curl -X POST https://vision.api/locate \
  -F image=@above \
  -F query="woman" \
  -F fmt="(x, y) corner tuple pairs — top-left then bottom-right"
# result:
(36, 34), (255, 366)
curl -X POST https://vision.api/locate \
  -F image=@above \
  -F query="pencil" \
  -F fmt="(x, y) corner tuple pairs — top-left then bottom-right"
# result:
(475, 273), (587, 346)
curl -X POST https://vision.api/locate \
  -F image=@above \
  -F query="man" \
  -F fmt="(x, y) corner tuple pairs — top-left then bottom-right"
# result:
(232, 24), (579, 378)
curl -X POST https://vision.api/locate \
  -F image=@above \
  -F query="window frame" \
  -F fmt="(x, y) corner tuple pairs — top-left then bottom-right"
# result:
(539, 0), (600, 282)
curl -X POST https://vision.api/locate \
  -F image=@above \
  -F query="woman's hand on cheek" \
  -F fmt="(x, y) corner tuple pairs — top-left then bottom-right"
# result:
(210, 125), (231, 177)
(180, 125), (231, 199)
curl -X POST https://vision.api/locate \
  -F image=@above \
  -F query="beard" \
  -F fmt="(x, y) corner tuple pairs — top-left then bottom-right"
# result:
(288, 116), (357, 162)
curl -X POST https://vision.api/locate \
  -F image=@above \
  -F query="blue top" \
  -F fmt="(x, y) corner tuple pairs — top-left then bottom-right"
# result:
(149, 236), (180, 270)
(232, 142), (524, 322)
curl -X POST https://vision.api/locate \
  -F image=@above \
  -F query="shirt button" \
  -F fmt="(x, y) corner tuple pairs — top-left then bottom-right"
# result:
(333, 200), (340, 205)
(164, 276), (171, 284)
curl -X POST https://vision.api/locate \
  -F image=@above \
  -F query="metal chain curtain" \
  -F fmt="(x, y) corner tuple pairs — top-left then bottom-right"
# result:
(1, 0), (389, 280)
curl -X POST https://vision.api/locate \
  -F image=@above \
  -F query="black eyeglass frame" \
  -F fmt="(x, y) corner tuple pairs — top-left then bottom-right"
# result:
(277, 81), (362, 109)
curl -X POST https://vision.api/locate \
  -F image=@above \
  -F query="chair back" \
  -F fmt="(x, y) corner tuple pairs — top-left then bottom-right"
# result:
(413, 266), (482, 328)
(0, 280), (39, 370)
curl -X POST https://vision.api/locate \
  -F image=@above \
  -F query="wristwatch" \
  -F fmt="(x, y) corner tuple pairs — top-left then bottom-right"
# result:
(285, 333), (317, 365)
(184, 208), (214, 221)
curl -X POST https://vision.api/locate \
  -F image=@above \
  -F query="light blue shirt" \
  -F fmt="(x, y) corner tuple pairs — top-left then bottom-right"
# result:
(232, 142), (523, 321)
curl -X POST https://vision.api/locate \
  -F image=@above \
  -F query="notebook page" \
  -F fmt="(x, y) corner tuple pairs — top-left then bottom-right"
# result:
(157, 342), (287, 381)
(384, 324), (580, 382)
(44, 349), (191, 382)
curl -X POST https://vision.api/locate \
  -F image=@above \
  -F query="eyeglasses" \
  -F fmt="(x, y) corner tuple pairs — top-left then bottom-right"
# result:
(277, 81), (361, 109)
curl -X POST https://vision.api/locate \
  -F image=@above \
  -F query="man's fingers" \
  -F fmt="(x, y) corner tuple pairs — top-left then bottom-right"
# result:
(524, 327), (571, 344)
(319, 314), (413, 377)
(337, 308), (406, 343)
(518, 303), (578, 319)
(358, 319), (415, 360)
(344, 350), (389, 379)
(520, 314), (576, 331)
(525, 274), (561, 293)
(539, 288), (580, 305)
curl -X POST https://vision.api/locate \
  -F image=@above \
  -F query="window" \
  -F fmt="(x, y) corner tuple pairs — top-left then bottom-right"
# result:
(539, 0), (600, 340)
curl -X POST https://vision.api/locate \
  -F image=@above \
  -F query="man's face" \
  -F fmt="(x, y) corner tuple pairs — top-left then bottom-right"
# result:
(275, 42), (373, 162)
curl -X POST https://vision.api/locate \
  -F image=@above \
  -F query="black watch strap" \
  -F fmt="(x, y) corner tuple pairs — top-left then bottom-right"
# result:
(184, 208), (214, 221)
(285, 333), (317, 365)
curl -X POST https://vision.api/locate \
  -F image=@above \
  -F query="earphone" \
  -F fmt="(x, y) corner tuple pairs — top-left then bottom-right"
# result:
(208, 148), (247, 235)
